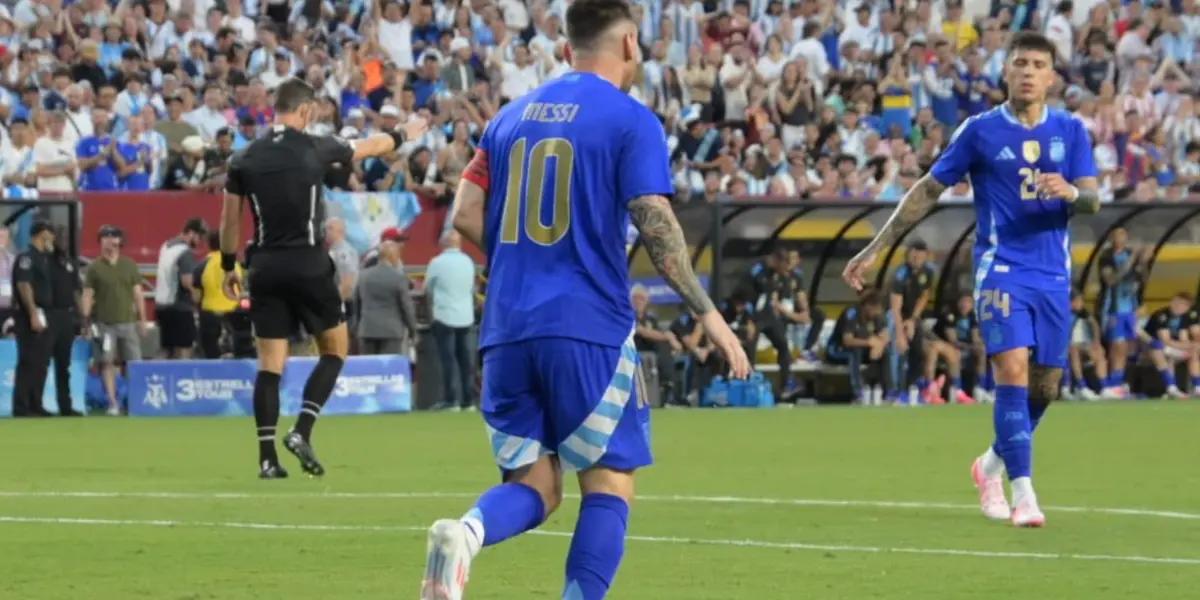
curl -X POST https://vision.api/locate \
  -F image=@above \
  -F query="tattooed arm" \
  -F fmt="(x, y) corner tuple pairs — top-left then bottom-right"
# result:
(1070, 176), (1100, 215)
(629, 194), (751, 378)
(628, 194), (715, 316)
(842, 174), (946, 290)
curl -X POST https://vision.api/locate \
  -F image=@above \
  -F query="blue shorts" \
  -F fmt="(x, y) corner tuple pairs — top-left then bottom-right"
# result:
(480, 332), (652, 473)
(976, 278), (1070, 368)
(1104, 312), (1138, 342)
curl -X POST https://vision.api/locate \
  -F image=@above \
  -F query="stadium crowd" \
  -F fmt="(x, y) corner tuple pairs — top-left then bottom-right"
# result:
(3, 0), (1200, 415)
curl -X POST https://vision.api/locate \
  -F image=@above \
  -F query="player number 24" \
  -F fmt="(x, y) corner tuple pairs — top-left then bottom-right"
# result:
(500, 136), (574, 245)
(978, 289), (1012, 321)
(1018, 167), (1040, 200)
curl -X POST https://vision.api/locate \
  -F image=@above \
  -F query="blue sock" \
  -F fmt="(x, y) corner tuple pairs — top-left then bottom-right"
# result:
(1191, 376), (1200, 391)
(1161, 369), (1176, 389)
(465, 483), (545, 547)
(951, 376), (961, 389)
(564, 494), (629, 600)
(992, 385), (1032, 479)
(1109, 369), (1125, 387)
(983, 368), (995, 392)
(916, 376), (928, 389)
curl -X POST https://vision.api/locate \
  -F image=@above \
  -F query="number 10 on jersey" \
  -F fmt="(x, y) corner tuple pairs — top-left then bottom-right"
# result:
(499, 137), (574, 245)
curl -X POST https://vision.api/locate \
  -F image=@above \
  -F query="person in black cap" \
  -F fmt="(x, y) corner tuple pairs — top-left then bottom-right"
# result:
(219, 76), (427, 478)
(10, 221), (56, 417)
(47, 224), (84, 416)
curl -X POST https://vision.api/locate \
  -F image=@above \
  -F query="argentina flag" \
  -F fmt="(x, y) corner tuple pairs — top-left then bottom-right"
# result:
(324, 189), (422, 254)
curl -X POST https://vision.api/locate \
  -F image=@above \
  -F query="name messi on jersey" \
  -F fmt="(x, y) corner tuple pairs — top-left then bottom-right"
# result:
(521, 102), (581, 124)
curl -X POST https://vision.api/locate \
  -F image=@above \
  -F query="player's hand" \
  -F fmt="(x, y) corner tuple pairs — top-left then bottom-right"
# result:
(842, 249), (877, 292)
(29, 313), (45, 333)
(222, 270), (243, 301)
(1036, 172), (1077, 201)
(402, 114), (429, 142)
(699, 310), (752, 379)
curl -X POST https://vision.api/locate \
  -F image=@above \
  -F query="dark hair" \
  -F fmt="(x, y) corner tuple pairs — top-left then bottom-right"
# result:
(860, 287), (882, 309)
(184, 218), (208, 235)
(1009, 31), (1057, 64)
(565, 0), (634, 52)
(274, 77), (316, 113)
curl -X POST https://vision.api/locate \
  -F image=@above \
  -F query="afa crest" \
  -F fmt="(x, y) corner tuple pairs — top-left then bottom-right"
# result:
(1022, 140), (1040, 163)
(1049, 137), (1065, 162)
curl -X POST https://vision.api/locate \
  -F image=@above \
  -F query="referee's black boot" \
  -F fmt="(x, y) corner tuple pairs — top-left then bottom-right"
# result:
(283, 430), (325, 477)
(259, 462), (289, 480)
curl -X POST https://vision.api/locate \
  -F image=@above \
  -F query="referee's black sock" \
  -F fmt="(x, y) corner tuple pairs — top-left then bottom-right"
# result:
(293, 355), (344, 442)
(254, 371), (282, 465)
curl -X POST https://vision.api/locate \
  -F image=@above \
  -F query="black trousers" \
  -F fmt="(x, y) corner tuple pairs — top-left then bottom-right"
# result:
(199, 310), (224, 359)
(47, 308), (76, 413)
(12, 315), (52, 416)
(431, 321), (476, 408)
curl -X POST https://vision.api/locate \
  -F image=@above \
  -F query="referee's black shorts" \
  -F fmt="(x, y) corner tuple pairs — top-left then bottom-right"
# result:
(247, 247), (345, 339)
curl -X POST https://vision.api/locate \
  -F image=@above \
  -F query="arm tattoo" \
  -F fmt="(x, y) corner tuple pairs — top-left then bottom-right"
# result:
(629, 195), (716, 316)
(1072, 188), (1100, 215)
(865, 174), (945, 253)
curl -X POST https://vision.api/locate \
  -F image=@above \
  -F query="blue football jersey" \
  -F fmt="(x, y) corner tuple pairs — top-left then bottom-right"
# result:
(930, 105), (1097, 287)
(476, 72), (674, 350)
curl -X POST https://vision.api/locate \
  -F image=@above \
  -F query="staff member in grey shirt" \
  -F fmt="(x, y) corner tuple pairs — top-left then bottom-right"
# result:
(353, 227), (418, 355)
(424, 231), (477, 411)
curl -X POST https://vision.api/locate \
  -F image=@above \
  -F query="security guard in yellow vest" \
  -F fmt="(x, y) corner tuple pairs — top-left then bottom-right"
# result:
(193, 231), (245, 358)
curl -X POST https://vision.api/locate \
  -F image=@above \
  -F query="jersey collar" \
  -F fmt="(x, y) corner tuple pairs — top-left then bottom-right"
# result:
(999, 102), (1048, 129)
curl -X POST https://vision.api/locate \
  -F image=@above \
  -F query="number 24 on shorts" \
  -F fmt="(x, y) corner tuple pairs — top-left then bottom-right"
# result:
(979, 289), (1012, 321)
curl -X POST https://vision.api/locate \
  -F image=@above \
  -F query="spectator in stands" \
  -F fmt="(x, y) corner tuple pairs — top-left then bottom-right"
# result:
(825, 287), (889, 405)
(76, 107), (121, 191)
(0, 226), (14, 328)
(115, 113), (155, 191)
(633, 284), (683, 407)
(82, 225), (147, 415)
(1, 119), (37, 190)
(424, 231), (478, 411)
(355, 226), (419, 355)
(154, 218), (205, 359)
(185, 85), (232, 142)
(33, 111), (79, 193)
(162, 135), (210, 191)
(156, 94), (199, 159)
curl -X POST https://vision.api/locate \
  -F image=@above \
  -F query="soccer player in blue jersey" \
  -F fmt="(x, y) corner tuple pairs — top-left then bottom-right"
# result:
(1097, 227), (1149, 397)
(419, 2), (751, 599)
(844, 32), (1100, 528)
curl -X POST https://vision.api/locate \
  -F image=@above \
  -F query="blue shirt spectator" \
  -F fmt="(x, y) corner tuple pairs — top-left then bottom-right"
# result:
(115, 140), (153, 190)
(76, 134), (120, 191)
(424, 237), (476, 328)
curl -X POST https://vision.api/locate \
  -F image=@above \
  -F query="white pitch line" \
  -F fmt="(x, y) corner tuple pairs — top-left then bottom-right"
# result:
(1, 490), (1198, 522)
(0, 515), (1197, 567)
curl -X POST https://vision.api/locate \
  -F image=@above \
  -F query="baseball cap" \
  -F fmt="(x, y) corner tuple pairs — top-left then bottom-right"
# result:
(380, 105), (401, 118)
(380, 227), (408, 243)
(449, 37), (471, 53)
(98, 224), (124, 239)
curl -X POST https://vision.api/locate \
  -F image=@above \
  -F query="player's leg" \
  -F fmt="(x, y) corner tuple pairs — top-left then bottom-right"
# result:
(1103, 314), (1132, 395)
(939, 340), (968, 404)
(556, 337), (651, 600)
(1147, 340), (1183, 397)
(1188, 345), (1200, 397)
(1089, 342), (1109, 393)
(565, 467), (636, 600)
(1027, 364), (1061, 433)
(762, 322), (792, 398)
(422, 342), (558, 600)
(244, 263), (295, 478)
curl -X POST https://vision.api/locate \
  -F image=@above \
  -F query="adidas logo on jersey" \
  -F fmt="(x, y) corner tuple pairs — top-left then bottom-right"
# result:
(995, 147), (1017, 161)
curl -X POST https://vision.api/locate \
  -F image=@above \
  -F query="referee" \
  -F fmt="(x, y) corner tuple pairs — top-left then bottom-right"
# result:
(219, 78), (426, 479)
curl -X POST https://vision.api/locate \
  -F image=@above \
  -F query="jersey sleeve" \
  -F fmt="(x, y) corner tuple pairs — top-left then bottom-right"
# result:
(929, 117), (978, 187)
(224, 151), (245, 195)
(1067, 117), (1099, 182)
(314, 135), (355, 169)
(618, 106), (675, 205)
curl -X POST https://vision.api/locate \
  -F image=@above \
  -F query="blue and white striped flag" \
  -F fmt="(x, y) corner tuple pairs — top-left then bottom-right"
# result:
(324, 189), (422, 255)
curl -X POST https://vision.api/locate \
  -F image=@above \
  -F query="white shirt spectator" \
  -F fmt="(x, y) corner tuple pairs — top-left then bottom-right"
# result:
(790, 38), (830, 82)
(499, 62), (541, 101)
(719, 56), (751, 121)
(185, 106), (230, 141)
(224, 13), (256, 41)
(756, 54), (787, 84)
(1115, 30), (1152, 73)
(499, 0), (531, 31)
(146, 19), (181, 61)
(379, 17), (415, 70)
(63, 109), (94, 146)
(1045, 12), (1074, 65)
(114, 90), (151, 120)
(1073, 0), (1106, 29)
(0, 143), (34, 184)
(839, 22), (879, 52)
(33, 136), (77, 193)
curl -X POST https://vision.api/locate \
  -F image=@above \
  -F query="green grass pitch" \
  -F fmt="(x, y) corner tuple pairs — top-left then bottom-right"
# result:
(2, 402), (1199, 599)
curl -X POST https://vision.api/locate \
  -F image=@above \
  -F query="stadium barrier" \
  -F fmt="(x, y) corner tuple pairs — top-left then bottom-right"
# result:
(0, 339), (90, 417)
(126, 355), (413, 417)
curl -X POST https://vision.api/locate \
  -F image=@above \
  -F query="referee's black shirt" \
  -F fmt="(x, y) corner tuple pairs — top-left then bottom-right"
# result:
(225, 125), (355, 250)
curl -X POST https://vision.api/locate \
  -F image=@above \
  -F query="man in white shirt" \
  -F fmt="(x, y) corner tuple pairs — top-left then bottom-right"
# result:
(1044, 1), (1075, 66)
(719, 43), (753, 121)
(259, 50), (294, 91)
(113, 75), (151, 121)
(1116, 18), (1153, 75)
(377, 1), (415, 70)
(790, 21), (831, 83)
(223, 0), (256, 41)
(33, 112), (78, 193)
(494, 43), (541, 102)
(184, 85), (231, 142)
(63, 85), (94, 146)
(839, 4), (879, 54)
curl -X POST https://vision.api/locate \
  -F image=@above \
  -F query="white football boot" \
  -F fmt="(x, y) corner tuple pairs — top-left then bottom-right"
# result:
(970, 457), (1012, 521)
(421, 519), (476, 600)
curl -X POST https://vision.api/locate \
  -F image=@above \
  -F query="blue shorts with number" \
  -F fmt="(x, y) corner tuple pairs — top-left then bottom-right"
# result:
(977, 277), (1071, 368)
(480, 332), (653, 473)
(1104, 312), (1138, 342)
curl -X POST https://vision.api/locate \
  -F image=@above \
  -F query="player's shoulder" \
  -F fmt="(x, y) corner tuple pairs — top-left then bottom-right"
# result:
(950, 107), (1004, 141)
(1046, 107), (1086, 130)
